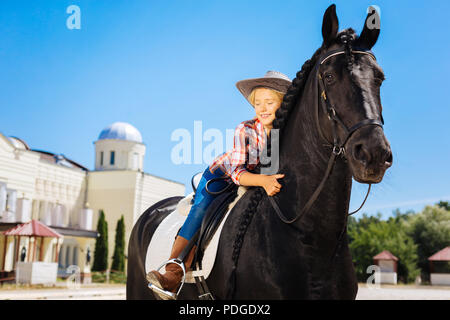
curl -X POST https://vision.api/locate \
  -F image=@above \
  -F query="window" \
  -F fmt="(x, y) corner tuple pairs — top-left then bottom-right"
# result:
(133, 153), (139, 170)
(73, 246), (78, 266)
(58, 247), (63, 268)
(0, 183), (7, 212)
(66, 246), (71, 267)
(35, 238), (42, 262)
(100, 151), (104, 166)
(110, 151), (115, 165)
(6, 189), (17, 213)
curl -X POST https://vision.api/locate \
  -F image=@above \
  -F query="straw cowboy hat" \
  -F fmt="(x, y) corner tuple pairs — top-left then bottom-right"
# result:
(236, 70), (292, 107)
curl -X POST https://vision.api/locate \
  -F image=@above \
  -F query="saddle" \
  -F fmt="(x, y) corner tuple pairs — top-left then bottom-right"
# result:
(194, 183), (238, 268)
(146, 172), (245, 300)
(179, 172), (239, 270)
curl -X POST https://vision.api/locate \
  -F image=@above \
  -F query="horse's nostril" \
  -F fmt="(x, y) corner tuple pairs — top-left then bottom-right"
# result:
(353, 143), (370, 164)
(385, 151), (393, 166)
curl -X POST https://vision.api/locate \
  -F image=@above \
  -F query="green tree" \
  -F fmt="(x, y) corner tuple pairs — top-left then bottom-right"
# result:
(111, 215), (126, 272)
(92, 210), (108, 272)
(437, 201), (450, 211)
(349, 213), (420, 283)
(404, 204), (450, 278)
(348, 212), (382, 244)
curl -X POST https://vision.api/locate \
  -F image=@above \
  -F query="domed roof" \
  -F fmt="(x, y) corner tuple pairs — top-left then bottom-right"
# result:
(98, 122), (143, 143)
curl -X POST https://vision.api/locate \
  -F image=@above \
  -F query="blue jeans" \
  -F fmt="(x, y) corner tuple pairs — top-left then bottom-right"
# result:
(178, 166), (229, 240)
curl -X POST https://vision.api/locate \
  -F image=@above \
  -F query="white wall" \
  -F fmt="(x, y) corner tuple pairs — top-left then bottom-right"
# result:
(16, 198), (31, 222)
(379, 260), (395, 273)
(94, 139), (146, 171)
(134, 172), (185, 223)
(0, 132), (90, 229)
(430, 273), (450, 286)
(88, 170), (185, 267)
(35, 160), (87, 228)
(376, 271), (397, 284)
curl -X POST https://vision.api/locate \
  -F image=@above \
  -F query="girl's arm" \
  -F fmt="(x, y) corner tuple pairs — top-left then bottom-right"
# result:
(239, 171), (285, 196)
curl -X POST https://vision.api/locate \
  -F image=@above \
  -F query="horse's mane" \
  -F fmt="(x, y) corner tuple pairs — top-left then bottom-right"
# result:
(226, 28), (359, 299)
(273, 28), (357, 134)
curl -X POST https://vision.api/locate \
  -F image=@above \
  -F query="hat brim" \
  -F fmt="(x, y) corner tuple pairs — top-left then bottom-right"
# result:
(236, 77), (291, 107)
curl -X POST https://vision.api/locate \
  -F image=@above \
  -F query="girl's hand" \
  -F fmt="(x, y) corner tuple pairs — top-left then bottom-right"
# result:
(261, 174), (285, 196)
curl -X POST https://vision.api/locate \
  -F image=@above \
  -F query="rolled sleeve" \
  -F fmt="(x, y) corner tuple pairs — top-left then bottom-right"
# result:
(231, 167), (248, 185)
(227, 124), (249, 185)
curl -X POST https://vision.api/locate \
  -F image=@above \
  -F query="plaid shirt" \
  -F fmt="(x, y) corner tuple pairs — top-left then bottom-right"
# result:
(209, 118), (267, 185)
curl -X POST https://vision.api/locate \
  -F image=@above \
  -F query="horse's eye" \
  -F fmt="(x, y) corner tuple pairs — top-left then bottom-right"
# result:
(325, 74), (334, 82)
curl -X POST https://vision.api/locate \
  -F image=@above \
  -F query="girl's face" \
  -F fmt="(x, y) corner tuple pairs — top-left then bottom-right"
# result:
(253, 88), (282, 129)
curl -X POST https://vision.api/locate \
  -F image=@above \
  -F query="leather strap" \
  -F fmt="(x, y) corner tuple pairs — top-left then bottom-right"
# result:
(194, 276), (215, 300)
(268, 151), (338, 224)
(177, 230), (199, 263)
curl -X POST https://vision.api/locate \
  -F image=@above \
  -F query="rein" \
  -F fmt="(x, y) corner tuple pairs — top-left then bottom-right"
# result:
(205, 177), (235, 195)
(268, 47), (383, 224)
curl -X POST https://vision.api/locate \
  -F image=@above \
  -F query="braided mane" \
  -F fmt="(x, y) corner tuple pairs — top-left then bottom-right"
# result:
(273, 28), (357, 135)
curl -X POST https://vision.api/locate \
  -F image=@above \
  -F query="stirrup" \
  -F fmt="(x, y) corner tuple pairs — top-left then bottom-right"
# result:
(147, 258), (186, 300)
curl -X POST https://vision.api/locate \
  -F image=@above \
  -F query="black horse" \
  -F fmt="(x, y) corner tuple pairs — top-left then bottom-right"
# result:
(127, 4), (393, 300)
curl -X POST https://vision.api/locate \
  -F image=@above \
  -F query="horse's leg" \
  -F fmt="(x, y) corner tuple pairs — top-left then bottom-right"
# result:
(333, 237), (358, 300)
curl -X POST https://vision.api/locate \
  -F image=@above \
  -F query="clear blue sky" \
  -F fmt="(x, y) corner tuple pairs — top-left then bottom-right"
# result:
(0, 0), (449, 219)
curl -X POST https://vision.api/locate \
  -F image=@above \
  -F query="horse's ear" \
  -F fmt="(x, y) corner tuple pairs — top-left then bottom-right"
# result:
(355, 6), (380, 50)
(322, 4), (339, 47)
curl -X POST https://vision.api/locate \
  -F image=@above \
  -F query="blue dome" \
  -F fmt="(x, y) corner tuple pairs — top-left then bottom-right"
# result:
(98, 122), (143, 143)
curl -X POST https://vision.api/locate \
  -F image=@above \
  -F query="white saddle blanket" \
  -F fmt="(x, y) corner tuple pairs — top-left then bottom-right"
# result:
(145, 186), (247, 283)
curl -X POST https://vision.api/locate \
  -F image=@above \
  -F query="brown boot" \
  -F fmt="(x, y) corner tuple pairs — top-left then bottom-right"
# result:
(146, 235), (196, 300)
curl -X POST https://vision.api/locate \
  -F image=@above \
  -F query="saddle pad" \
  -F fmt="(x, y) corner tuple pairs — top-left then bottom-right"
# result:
(145, 186), (247, 283)
(176, 192), (195, 216)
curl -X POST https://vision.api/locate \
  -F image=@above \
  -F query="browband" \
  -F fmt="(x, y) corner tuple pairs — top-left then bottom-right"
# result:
(319, 48), (376, 65)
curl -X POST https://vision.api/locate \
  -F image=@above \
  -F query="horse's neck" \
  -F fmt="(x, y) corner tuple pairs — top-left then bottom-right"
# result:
(277, 77), (352, 229)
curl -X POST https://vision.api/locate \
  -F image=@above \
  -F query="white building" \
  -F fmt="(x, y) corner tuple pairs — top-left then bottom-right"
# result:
(429, 247), (450, 286)
(373, 250), (398, 285)
(88, 122), (185, 270)
(0, 122), (185, 281)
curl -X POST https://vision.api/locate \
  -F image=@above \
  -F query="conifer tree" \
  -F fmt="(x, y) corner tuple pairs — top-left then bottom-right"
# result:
(111, 215), (125, 272)
(92, 210), (108, 272)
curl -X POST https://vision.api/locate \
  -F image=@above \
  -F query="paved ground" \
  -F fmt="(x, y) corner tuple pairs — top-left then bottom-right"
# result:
(0, 283), (126, 300)
(356, 283), (450, 300)
(0, 283), (449, 300)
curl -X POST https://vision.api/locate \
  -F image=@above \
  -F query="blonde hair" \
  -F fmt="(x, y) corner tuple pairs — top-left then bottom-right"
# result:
(248, 87), (285, 107)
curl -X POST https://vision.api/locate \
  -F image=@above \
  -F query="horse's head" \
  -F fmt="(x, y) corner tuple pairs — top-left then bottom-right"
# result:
(317, 4), (392, 184)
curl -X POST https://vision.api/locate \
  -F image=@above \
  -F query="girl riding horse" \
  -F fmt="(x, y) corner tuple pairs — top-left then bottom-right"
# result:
(146, 70), (291, 300)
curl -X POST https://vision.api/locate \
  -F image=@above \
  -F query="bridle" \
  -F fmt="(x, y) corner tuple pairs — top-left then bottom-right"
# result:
(269, 46), (385, 224)
(316, 47), (384, 157)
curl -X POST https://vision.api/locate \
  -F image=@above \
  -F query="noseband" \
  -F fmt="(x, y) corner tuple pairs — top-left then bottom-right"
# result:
(269, 47), (384, 224)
